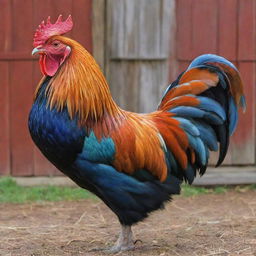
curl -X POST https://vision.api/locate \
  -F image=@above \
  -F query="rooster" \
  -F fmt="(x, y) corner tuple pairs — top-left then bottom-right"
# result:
(29, 15), (246, 252)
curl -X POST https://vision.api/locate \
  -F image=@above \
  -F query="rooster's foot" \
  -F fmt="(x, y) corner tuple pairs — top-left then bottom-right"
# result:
(108, 225), (135, 253)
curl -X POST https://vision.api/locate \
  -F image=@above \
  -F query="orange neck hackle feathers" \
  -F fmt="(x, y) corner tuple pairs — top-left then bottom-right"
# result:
(36, 35), (122, 124)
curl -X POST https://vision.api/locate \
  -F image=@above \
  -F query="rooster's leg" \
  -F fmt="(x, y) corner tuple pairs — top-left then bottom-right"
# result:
(109, 225), (134, 253)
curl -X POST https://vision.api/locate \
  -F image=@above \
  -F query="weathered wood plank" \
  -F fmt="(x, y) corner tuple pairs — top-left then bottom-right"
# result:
(92, 0), (106, 70)
(72, 0), (93, 53)
(177, 0), (218, 60)
(218, 0), (238, 60)
(33, 0), (73, 40)
(178, 61), (190, 74)
(10, 61), (34, 176)
(0, 0), (11, 52)
(238, 0), (256, 60)
(107, 61), (140, 112)
(0, 62), (10, 175)
(106, 0), (172, 113)
(168, 0), (178, 83)
(108, 60), (169, 113)
(230, 62), (255, 164)
(109, 0), (171, 59)
(34, 147), (60, 176)
(139, 61), (168, 112)
(176, 0), (193, 60)
(12, 0), (33, 52)
(194, 168), (256, 186)
(191, 0), (218, 57)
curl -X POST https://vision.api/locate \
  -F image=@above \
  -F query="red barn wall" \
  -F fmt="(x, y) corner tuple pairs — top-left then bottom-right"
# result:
(0, 0), (92, 176)
(172, 0), (256, 165)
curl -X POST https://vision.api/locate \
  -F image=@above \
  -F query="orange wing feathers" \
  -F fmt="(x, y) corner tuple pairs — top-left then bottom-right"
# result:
(111, 113), (168, 181)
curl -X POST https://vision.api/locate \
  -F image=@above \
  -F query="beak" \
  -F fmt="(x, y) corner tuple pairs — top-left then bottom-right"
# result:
(32, 47), (45, 56)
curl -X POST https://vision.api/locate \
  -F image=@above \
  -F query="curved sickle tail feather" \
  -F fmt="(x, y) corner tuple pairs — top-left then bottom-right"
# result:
(158, 54), (245, 183)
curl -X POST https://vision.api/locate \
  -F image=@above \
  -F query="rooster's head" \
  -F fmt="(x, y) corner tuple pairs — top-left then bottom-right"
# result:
(32, 15), (73, 77)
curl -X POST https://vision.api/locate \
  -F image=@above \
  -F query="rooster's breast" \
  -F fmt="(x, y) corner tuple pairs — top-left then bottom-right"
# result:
(28, 90), (85, 171)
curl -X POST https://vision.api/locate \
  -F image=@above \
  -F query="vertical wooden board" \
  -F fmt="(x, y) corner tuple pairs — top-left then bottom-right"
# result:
(72, 0), (93, 53)
(208, 151), (232, 166)
(109, 0), (169, 59)
(33, 0), (92, 49)
(138, 0), (161, 58)
(32, 61), (42, 89)
(139, 61), (168, 113)
(168, 0), (178, 83)
(12, 0), (33, 52)
(34, 147), (59, 176)
(230, 62), (255, 164)
(92, 0), (106, 70)
(158, 61), (170, 102)
(110, 0), (139, 58)
(109, 60), (169, 113)
(108, 61), (139, 111)
(191, 0), (218, 56)
(33, 0), (73, 18)
(33, 0), (60, 23)
(238, 0), (256, 60)
(0, 0), (11, 52)
(176, 0), (193, 60)
(178, 61), (190, 74)
(10, 61), (34, 176)
(33, 0), (56, 33)
(108, 0), (122, 58)
(218, 0), (238, 60)
(33, 0), (73, 40)
(0, 62), (10, 174)
(161, 0), (174, 58)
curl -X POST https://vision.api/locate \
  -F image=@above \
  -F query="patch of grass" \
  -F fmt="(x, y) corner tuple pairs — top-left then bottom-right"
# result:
(181, 185), (210, 197)
(181, 184), (230, 197)
(0, 177), (95, 204)
(1, 177), (255, 203)
(247, 184), (256, 190)
(213, 186), (228, 194)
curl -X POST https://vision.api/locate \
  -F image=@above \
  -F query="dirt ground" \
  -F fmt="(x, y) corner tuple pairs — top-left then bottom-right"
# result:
(0, 190), (255, 256)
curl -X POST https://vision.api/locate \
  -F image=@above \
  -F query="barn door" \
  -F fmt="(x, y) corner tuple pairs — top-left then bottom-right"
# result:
(0, 0), (93, 176)
(102, 0), (174, 113)
(174, 0), (256, 165)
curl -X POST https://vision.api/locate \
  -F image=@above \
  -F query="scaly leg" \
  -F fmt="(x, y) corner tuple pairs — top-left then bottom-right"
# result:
(108, 225), (135, 253)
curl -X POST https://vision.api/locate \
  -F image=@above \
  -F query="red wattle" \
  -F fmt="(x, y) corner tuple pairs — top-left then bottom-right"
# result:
(39, 55), (47, 76)
(39, 54), (60, 77)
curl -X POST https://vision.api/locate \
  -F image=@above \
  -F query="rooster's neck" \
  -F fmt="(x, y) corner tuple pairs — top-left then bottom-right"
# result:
(37, 36), (122, 126)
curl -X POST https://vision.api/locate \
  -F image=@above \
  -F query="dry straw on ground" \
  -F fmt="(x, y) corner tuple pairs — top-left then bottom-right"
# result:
(0, 190), (255, 256)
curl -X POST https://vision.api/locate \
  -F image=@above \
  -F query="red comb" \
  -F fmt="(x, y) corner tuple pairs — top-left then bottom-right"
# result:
(33, 15), (73, 47)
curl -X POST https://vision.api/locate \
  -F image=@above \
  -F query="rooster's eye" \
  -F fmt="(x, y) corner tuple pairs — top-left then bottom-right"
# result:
(53, 42), (59, 47)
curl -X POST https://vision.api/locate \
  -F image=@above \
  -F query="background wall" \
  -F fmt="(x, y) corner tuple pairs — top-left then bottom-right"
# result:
(0, 0), (255, 180)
